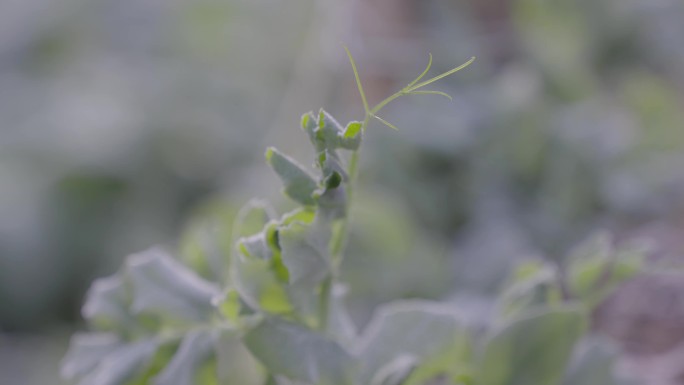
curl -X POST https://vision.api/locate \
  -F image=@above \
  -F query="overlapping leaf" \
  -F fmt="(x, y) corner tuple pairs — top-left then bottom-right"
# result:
(357, 300), (469, 385)
(244, 317), (358, 385)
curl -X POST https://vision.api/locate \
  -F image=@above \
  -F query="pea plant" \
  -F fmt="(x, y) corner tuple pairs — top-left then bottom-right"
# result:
(61, 49), (644, 385)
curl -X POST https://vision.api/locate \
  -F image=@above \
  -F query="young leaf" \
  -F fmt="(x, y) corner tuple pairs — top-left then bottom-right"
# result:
(266, 147), (318, 206)
(244, 317), (358, 385)
(339, 121), (362, 150)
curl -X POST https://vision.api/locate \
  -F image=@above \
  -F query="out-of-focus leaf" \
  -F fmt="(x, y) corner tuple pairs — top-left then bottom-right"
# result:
(266, 147), (317, 206)
(61, 333), (123, 380)
(215, 333), (264, 385)
(498, 261), (561, 318)
(567, 234), (647, 307)
(476, 306), (586, 385)
(74, 338), (158, 385)
(238, 232), (273, 260)
(328, 287), (357, 349)
(370, 355), (417, 385)
(244, 317), (357, 385)
(212, 288), (241, 323)
(567, 233), (611, 300)
(126, 248), (220, 323)
(153, 330), (219, 385)
(561, 336), (619, 385)
(81, 274), (133, 332)
(234, 200), (275, 240)
(279, 222), (330, 285)
(232, 255), (292, 314)
(357, 300), (468, 385)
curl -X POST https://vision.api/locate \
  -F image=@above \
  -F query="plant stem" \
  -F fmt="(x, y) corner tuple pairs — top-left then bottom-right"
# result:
(320, 148), (361, 332)
(318, 49), (473, 332)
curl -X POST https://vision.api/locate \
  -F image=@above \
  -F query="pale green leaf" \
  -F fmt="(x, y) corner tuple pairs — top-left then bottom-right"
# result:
(153, 330), (219, 385)
(61, 333), (123, 380)
(76, 339), (158, 385)
(126, 248), (220, 323)
(370, 355), (417, 385)
(234, 199), (275, 239)
(81, 274), (133, 332)
(212, 288), (241, 322)
(279, 222), (330, 284)
(244, 317), (357, 385)
(238, 232), (273, 260)
(357, 300), (468, 384)
(561, 337), (619, 385)
(232, 255), (292, 314)
(266, 147), (317, 206)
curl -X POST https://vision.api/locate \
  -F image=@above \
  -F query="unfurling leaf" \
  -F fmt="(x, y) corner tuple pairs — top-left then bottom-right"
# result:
(266, 147), (318, 206)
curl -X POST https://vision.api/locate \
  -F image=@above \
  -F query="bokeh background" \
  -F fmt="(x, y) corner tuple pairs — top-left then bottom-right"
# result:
(1, 0), (684, 384)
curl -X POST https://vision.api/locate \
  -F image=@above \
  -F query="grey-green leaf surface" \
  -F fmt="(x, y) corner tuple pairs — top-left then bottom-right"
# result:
(244, 317), (357, 385)
(81, 274), (133, 332)
(234, 199), (275, 240)
(75, 338), (158, 385)
(153, 330), (219, 385)
(279, 222), (330, 284)
(561, 336), (619, 385)
(266, 147), (317, 206)
(357, 300), (467, 384)
(476, 306), (587, 385)
(126, 248), (220, 323)
(238, 232), (273, 260)
(370, 355), (418, 385)
(498, 262), (560, 319)
(61, 333), (124, 380)
(232, 255), (292, 314)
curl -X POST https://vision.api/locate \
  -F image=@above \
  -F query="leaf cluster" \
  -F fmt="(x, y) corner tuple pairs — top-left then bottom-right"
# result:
(62, 50), (642, 385)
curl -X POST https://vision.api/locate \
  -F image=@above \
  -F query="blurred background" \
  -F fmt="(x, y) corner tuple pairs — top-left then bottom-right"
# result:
(1, 0), (684, 384)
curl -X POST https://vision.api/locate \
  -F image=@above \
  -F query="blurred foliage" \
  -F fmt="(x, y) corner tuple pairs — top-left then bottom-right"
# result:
(1, 0), (684, 384)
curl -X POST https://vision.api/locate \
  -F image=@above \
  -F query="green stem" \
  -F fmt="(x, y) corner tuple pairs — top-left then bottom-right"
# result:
(319, 49), (473, 333)
(318, 275), (333, 331)
(320, 148), (361, 332)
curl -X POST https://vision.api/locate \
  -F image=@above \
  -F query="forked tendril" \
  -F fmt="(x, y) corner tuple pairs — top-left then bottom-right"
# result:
(344, 46), (475, 131)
